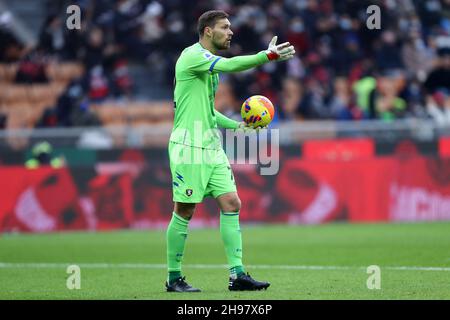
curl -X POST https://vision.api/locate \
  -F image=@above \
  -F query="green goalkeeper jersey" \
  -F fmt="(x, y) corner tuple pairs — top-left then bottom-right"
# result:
(170, 42), (269, 150)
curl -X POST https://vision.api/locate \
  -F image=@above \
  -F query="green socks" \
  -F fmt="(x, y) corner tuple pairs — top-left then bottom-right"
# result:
(166, 212), (189, 284)
(168, 271), (181, 284)
(220, 211), (245, 279)
(167, 211), (246, 283)
(230, 265), (245, 279)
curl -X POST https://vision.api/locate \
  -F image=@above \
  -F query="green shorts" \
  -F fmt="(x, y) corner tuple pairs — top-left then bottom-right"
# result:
(168, 141), (237, 203)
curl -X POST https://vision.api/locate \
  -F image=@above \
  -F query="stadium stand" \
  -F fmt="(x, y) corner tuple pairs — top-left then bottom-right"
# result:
(0, 0), (449, 133)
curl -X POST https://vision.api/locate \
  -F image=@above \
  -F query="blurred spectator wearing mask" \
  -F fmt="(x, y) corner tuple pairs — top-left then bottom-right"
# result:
(286, 17), (309, 56)
(375, 30), (404, 71)
(53, 81), (101, 127)
(25, 141), (65, 169)
(297, 77), (329, 119)
(416, 0), (443, 33)
(331, 33), (362, 76)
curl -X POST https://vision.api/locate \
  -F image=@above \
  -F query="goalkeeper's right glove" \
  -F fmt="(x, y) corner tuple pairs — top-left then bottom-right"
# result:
(265, 36), (296, 61)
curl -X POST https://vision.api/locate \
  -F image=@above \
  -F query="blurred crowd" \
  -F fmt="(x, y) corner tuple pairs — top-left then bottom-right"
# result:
(213, 0), (450, 124)
(1, 0), (450, 126)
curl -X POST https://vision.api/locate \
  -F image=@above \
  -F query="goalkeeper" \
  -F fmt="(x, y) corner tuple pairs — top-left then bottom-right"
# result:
(166, 10), (295, 292)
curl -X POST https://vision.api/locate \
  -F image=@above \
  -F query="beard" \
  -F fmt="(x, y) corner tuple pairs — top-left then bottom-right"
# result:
(213, 40), (229, 50)
(212, 34), (230, 50)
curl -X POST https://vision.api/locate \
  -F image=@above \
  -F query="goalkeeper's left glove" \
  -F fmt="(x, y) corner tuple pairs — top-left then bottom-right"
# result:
(265, 36), (296, 61)
(236, 122), (268, 133)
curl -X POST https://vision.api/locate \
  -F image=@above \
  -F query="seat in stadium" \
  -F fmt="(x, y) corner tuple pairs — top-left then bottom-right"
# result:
(0, 63), (19, 83)
(0, 85), (30, 104)
(47, 63), (84, 82)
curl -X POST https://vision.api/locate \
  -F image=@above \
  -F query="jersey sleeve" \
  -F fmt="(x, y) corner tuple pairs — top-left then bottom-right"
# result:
(215, 110), (239, 129)
(188, 49), (269, 74)
(213, 52), (269, 73)
(188, 50), (222, 74)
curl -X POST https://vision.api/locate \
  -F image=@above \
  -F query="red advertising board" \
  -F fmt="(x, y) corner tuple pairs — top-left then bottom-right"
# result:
(1, 152), (450, 233)
(302, 138), (375, 161)
(439, 136), (450, 158)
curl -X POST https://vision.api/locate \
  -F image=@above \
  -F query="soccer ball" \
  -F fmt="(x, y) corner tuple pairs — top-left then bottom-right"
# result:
(240, 95), (275, 128)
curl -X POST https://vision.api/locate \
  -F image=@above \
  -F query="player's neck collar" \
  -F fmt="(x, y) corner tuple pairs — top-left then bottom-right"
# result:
(198, 41), (216, 54)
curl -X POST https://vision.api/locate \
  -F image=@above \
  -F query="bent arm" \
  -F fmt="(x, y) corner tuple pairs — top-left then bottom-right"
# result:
(212, 52), (269, 73)
(215, 110), (239, 129)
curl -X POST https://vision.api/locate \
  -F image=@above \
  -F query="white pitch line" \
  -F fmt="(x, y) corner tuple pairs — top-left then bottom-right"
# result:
(0, 263), (449, 272)
(386, 266), (450, 272)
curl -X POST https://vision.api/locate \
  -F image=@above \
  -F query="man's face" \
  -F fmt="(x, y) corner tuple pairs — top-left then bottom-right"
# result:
(210, 18), (233, 50)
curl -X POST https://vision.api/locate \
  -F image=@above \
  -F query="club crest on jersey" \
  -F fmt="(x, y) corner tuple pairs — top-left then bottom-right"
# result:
(186, 189), (193, 197)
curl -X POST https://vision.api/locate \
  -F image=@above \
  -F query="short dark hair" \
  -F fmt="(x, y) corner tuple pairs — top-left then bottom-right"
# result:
(197, 10), (229, 37)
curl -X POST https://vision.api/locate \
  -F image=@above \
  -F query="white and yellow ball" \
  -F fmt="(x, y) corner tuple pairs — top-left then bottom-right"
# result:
(240, 95), (275, 128)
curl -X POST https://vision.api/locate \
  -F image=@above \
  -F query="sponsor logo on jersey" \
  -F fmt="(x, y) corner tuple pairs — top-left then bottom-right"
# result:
(203, 52), (214, 61)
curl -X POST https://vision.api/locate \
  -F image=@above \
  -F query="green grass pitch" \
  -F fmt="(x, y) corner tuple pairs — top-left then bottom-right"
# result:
(0, 222), (449, 299)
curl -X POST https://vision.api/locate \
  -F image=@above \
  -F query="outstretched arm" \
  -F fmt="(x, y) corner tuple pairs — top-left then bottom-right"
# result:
(213, 52), (269, 73)
(212, 36), (295, 73)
